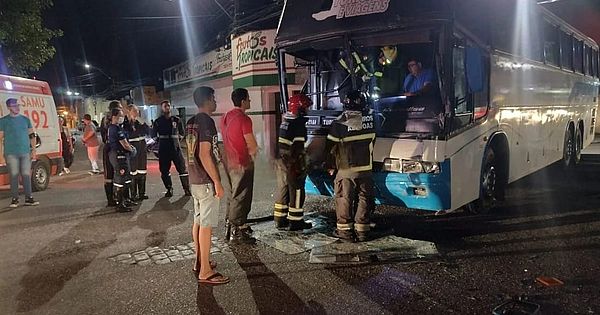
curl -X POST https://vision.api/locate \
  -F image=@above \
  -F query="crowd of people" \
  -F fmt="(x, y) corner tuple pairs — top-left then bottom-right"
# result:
(0, 84), (379, 286)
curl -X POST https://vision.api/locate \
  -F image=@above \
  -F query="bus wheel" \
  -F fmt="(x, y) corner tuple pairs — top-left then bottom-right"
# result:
(468, 148), (498, 214)
(563, 126), (576, 168)
(32, 160), (50, 192)
(574, 126), (582, 165)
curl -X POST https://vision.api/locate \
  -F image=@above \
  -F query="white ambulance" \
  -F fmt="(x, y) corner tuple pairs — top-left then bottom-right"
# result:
(0, 74), (62, 191)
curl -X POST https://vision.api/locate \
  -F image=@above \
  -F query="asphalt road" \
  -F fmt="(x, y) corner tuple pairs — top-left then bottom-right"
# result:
(0, 143), (599, 314)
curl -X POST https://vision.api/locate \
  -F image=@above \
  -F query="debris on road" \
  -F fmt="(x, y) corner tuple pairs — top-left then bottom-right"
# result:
(536, 276), (564, 287)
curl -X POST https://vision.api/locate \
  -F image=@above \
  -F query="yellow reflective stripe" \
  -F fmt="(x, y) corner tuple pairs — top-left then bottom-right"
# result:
(339, 59), (350, 71)
(355, 223), (371, 232)
(113, 183), (124, 188)
(287, 215), (303, 221)
(295, 189), (301, 209)
(327, 134), (341, 142)
(342, 133), (375, 142)
(289, 207), (303, 213)
(347, 165), (373, 172)
(292, 137), (305, 143)
(278, 137), (293, 145)
(336, 223), (354, 230)
(274, 203), (288, 209)
(274, 211), (288, 217)
(374, 71), (383, 77)
(137, 170), (147, 174)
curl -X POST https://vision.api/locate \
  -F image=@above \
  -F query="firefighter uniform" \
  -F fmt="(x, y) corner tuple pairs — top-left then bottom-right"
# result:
(274, 114), (310, 230)
(326, 105), (376, 242)
(100, 112), (116, 206)
(107, 123), (133, 212)
(124, 118), (149, 200)
(153, 114), (190, 196)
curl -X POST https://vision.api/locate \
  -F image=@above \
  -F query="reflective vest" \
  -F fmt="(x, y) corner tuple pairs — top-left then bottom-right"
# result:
(326, 110), (376, 178)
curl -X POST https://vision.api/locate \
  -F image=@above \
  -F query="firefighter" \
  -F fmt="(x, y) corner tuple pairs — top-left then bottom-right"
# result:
(274, 94), (313, 231)
(100, 100), (123, 207)
(325, 90), (376, 242)
(107, 107), (137, 212)
(153, 100), (191, 197)
(124, 103), (150, 201)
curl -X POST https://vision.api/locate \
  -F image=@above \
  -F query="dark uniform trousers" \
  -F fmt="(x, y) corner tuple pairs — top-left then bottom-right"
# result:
(274, 160), (306, 224)
(102, 143), (115, 202)
(129, 137), (147, 198)
(109, 150), (131, 192)
(334, 174), (375, 234)
(222, 161), (254, 227)
(158, 146), (189, 191)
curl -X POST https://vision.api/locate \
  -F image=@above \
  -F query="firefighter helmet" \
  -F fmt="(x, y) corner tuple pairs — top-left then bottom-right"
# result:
(288, 94), (312, 116)
(343, 90), (367, 111)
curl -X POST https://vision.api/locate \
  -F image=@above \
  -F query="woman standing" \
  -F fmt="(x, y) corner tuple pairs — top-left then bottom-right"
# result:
(59, 116), (74, 175)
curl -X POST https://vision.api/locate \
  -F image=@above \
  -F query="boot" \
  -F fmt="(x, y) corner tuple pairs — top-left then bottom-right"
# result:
(115, 187), (132, 212)
(138, 174), (149, 200)
(162, 175), (173, 197)
(105, 183), (117, 207)
(288, 220), (312, 231)
(130, 177), (139, 201)
(123, 183), (138, 207)
(180, 175), (191, 196)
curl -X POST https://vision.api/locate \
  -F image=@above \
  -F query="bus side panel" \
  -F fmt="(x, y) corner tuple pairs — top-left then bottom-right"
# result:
(491, 54), (598, 183)
(446, 123), (491, 211)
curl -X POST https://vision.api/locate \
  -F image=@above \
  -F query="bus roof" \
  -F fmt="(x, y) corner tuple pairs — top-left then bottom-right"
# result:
(0, 74), (52, 96)
(275, 0), (450, 48)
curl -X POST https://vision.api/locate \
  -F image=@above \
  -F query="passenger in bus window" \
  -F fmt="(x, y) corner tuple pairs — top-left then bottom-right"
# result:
(403, 58), (436, 97)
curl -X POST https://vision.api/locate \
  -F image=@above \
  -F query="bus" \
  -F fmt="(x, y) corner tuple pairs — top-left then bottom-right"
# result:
(275, 0), (600, 213)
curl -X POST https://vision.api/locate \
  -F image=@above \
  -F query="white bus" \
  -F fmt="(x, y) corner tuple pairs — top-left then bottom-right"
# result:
(275, 0), (600, 213)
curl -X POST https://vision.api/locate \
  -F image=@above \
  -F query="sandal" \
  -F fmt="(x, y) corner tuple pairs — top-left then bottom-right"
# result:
(198, 272), (229, 285)
(192, 260), (217, 273)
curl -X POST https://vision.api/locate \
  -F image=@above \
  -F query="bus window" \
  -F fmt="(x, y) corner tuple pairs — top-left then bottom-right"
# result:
(574, 39), (584, 73)
(560, 32), (573, 71)
(452, 45), (471, 131)
(592, 50), (599, 78)
(584, 45), (593, 76)
(543, 20), (559, 66)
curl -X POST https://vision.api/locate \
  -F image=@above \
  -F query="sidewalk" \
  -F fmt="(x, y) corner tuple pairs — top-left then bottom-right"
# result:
(581, 135), (600, 161)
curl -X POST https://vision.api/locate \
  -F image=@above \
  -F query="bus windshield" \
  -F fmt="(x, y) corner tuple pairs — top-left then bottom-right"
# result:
(286, 35), (445, 137)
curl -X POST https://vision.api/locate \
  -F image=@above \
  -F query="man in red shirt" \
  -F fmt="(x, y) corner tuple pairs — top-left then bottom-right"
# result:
(221, 88), (258, 243)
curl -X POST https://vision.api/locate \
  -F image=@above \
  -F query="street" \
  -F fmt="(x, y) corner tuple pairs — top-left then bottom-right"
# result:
(1, 142), (599, 315)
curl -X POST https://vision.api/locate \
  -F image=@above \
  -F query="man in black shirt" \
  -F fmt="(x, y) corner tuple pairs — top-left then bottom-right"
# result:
(100, 100), (122, 207)
(153, 100), (191, 197)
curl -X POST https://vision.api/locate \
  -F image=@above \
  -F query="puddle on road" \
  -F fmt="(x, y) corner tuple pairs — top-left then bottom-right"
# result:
(252, 212), (439, 263)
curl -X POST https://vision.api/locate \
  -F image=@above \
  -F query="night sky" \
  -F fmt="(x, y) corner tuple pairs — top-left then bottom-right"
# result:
(32, 0), (600, 99)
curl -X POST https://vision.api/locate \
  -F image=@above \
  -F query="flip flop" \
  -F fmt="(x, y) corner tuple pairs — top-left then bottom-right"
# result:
(192, 260), (217, 273)
(198, 272), (229, 285)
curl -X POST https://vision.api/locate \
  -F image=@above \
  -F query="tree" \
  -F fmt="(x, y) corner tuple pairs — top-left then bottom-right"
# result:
(0, 0), (62, 76)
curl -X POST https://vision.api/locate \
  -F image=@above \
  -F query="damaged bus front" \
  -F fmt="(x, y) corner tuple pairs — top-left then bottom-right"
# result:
(275, 0), (464, 211)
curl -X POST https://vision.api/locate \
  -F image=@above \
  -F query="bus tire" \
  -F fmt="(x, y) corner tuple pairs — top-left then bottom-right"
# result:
(574, 124), (583, 165)
(563, 124), (576, 168)
(468, 147), (500, 214)
(32, 160), (50, 192)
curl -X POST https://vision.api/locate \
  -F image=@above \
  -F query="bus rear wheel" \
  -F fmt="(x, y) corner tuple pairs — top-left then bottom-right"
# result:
(563, 125), (577, 168)
(468, 148), (500, 214)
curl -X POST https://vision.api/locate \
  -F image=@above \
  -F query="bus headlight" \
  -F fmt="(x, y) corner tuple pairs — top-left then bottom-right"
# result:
(383, 158), (440, 174)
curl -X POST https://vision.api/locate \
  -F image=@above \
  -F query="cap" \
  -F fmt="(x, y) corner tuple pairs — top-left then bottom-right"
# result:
(6, 98), (18, 107)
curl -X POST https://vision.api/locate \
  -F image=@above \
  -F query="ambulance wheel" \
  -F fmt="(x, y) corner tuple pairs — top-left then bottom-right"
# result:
(32, 160), (50, 192)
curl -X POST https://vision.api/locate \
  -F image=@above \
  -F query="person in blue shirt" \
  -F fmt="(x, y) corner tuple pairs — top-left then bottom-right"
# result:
(0, 98), (40, 208)
(107, 107), (136, 212)
(403, 58), (436, 97)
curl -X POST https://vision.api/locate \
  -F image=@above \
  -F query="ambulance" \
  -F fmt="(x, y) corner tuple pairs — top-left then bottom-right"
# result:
(0, 74), (62, 191)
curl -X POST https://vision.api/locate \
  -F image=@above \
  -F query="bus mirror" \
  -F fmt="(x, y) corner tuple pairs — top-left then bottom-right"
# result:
(465, 47), (484, 93)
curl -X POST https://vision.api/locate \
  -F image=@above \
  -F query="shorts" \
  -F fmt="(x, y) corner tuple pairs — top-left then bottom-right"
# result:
(191, 183), (220, 227)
